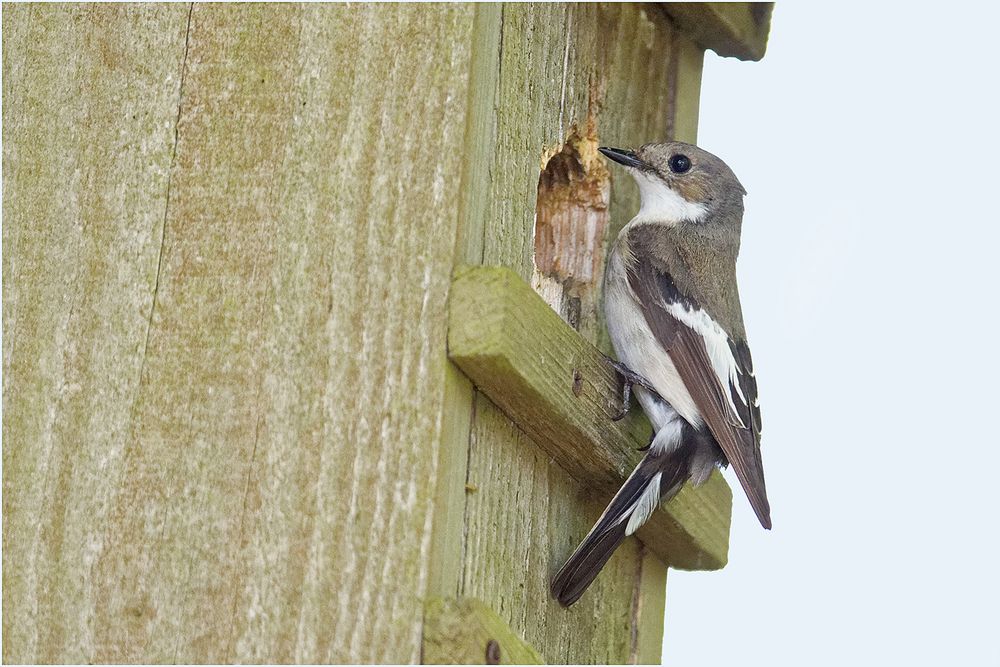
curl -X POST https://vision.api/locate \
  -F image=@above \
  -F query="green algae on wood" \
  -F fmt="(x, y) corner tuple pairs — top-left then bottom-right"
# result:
(448, 265), (732, 571)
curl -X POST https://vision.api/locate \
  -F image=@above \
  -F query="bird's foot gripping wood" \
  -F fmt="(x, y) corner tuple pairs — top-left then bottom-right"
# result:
(607, 358), (659, 422)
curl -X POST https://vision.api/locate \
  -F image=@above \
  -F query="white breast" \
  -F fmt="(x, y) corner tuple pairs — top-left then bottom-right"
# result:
(603, 245), (703, 429)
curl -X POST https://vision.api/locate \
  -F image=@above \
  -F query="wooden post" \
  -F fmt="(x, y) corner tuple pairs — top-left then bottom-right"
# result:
(3, 4), (771, 663)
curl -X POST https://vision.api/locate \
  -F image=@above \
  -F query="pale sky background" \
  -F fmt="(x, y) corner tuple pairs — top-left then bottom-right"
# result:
(663, 4), (1000, 665)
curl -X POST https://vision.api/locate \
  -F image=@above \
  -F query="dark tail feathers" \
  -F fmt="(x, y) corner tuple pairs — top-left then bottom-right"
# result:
(550, 447), (692, 607)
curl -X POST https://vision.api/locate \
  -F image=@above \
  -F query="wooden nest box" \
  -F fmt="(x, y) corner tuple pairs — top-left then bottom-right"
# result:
(3, 3), (772, 664)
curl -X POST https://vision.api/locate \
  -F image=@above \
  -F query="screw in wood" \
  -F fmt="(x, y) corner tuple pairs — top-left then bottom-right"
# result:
(485, 639), (501, 664)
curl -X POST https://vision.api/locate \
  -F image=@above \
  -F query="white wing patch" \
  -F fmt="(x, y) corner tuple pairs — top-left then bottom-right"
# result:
(665, 302), (747, 428)
(625, 472), (662, 536)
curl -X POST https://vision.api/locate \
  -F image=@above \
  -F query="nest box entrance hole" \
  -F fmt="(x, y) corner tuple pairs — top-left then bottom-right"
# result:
(532, 132), (611, 335)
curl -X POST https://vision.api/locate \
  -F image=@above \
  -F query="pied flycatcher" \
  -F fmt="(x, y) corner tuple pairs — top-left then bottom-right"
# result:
(551, 142), (770, 606)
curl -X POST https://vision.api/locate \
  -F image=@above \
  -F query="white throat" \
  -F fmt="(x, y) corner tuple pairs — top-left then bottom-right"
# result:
(628, 169), (707, 225)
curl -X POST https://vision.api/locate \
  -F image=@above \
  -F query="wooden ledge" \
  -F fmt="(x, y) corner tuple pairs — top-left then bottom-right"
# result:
(447, 266), (731, 571)
(661, 3), (774, 61)
(423, 597), (543, 664)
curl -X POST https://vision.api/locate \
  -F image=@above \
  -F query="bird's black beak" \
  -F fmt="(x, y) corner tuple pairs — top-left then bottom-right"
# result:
(599, 147), (649, 170)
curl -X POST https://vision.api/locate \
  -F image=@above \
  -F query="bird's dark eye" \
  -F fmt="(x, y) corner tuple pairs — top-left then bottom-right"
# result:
(668, 154), (692, 174)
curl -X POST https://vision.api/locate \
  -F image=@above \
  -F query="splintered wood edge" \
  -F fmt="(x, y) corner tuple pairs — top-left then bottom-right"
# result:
(661, 2), (774, 61)
(447, 265), (731, 571)
(423, 597), (544, 664)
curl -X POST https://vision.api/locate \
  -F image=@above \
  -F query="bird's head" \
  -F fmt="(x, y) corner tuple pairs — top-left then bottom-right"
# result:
(599, 142), (746, 227)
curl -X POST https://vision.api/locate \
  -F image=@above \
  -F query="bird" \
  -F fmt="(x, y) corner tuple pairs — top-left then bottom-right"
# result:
(550, 141), (770, 607)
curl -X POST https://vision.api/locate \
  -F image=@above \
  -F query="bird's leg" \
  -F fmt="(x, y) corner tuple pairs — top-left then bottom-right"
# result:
(637, 432), (655, 453)
(607, 358), (659, 422)
(608, 359), (659, 394)
(611, 382), (632, 422)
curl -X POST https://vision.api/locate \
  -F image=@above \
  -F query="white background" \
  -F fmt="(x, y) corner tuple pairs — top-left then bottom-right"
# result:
(663, 4), (1000, 664)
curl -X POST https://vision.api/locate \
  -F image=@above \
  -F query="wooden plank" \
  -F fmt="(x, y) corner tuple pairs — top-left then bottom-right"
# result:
(457, 5), (643, 664)
(425, 3), (504, 606)
(2, 3), (744, 665)
(668, 32), (705, 145)
(427, 364), (476, 599)
(458, 5), (705, 662)
(423, 597), (543, 665)
(453, 2), (503, 267)
(1, 6), (191, 663)
(460, 390), (639, 663)
(4, 4), (476, 663)
(631, 550), (668, 665)
(661, 2), (774, 61)
(459, 5), (650, 662)
(449, 265), (732, 571)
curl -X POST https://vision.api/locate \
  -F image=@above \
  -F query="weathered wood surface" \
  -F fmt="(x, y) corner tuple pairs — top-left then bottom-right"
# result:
(2, 5), (191, 663)
(633, 548), (669, 665)
(3, 4), (475, 663)
(449, 266), (732, 570)
(423, 597), (544, 664)
(441, 5), (710, 663)
(661, 2), (774, 61)
(3, 2), (736, 664)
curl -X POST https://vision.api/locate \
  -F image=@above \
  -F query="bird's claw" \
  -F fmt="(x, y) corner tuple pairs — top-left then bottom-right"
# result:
(608, 359), (658, 394)
(610, 379), (632, 421)
(607, 358), (660, 421)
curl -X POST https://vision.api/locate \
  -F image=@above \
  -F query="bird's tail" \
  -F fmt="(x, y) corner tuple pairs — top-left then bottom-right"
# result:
(550, 445), (693, 607)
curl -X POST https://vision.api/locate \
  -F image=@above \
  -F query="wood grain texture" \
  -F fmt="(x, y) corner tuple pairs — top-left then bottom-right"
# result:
(453, 5), (715, 663)
(4, 4), (475, 663)
(4, 2), (738, 663)
(449, 265), (732, 571)
(666, 32), (705, 147)
(2, 5), (190, 663)
(426, 3), (504, 608)
(457, 5), (647, 661)
(423, 597), (544, 664)
(427, 363), (477, 600)
(632, 549), (668, 665)
(461, 392), (639, 664)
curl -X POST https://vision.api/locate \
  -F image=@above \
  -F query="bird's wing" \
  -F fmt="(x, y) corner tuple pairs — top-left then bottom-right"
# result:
(627, 253), (771, 529)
